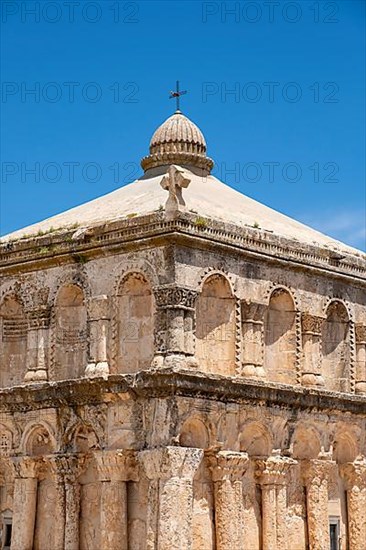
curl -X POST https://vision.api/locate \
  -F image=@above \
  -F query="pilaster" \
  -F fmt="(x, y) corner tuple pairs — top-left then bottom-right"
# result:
(355, 325), (366, 394)
(302, 458), (334, 550)
(139, 446), (203, 550)
(340, 458), (366, 550)
(301, 313), (325, 387)
(85, 295), (110, 377)
(206, 450), (249, 550)
(240, 302), (266, 378)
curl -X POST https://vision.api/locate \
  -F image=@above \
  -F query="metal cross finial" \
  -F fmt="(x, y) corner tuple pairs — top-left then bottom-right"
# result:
(169, 80), (188, 112)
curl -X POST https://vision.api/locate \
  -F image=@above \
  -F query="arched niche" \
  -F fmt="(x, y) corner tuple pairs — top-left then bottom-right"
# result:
(116, 273), (155, 373)
(291, 425), (321, 460)
(239, 422), (272, 457)
(332, 432), (358, 464)
(195, 274), (236, 376)
(54, 284), (87, 380)
(264, 288), (297, 384)
(179, 417), (209, 449)
(0, 295), (27, 387)
(322, 301), (350, 392)
(24, 425), (55, 456)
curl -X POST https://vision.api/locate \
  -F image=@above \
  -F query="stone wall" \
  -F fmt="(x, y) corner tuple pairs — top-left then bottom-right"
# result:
(0, 244), (365, 394)
(0, 373), (365, 549)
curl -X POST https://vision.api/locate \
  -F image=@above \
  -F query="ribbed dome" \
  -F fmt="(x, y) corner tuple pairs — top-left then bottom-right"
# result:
(141, 111), (214, 174)
(150, 112), (206, 148)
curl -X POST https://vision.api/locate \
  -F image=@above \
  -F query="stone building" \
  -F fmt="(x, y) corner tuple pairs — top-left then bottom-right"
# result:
(0, 108), (365, 550)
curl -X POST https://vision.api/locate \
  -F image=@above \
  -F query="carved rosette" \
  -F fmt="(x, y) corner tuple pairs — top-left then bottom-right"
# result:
(152, 285), (198, 368)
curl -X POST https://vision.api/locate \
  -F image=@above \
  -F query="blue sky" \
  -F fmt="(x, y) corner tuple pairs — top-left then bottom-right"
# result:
(1, 0), (365, 250)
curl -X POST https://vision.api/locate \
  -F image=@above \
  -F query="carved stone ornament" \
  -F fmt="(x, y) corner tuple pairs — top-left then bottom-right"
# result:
(160, 165), (191, 220)
(301, 313), (324, 335)
(355, 324), (366, 344)
(154, 285), (198, 310)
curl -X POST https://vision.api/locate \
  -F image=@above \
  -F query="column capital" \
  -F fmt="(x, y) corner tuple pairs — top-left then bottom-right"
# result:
(11, 456), (43, 479)
(256, 454), (297, 485)
(26, 305), (51, 329)
(87, 295), (110, 320)
(94, 449), (138, 482)
(301, 458), (335, 486)
(340, 458), (366, 489)
(355, 324), (366, 344)
(154, 285), (198, 310)
(139, 446), (203, 480)
(301, 313), (324, 335)
(49, 453), (89, 482)
(241, 300), (266, 323)
(206, 450), (249, 481)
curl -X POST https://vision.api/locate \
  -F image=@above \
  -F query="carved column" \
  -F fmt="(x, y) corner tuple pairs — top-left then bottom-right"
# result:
(152, 286), (198, 369)
(48, 457), (67, 550)
(340, 458), (366, 550)
(256, 454), (296, 550)
(24, 306), (51, 382)
(139, 446), (203, 550)
(85, 295), (110, 377)
(55, 455), (87, 550)
(355, 325), (366, 394)
(240, 301), (266, 378)
(302, 459), (334, 550)
(94, 450), (138, 550)
(301, 313), (325, 386)
(11, 457), (40, 550)
(206, 450), (249, 549)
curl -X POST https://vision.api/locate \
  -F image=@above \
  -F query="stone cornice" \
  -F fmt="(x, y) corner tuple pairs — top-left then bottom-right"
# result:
(1, 212), (365, 282)
(0, 369), (365, 415)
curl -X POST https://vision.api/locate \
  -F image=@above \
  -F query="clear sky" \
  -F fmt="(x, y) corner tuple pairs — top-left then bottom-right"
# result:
(1, 0), (365, 251)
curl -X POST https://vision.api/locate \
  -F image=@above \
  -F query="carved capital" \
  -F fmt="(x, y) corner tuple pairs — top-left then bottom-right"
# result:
(355, 324), (366, 344)
(11, 456), (43, 479)
(94, 450), (138, 482)
(301, 459), (335, 487)
(27, 306), (51, 330)
(301, 313), (324, 335)
(256, 454), (297, 485)
(241, 301), (266, 324)
(206, 450), (249, 482)
(87, 295), (110, 321)
(154, 285), (198, 310)
(49, 454), (89, 483)
(139, 446), (203, 481)
(340, 458), (366, 490)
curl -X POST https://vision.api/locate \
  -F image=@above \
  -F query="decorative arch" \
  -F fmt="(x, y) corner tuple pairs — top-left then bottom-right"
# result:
(239, 421), (272, 457)
(21, 423), (56, 456)
(179, 417), (210, 449)
(195, 273), (236, 376)
(0, 293), (28, 387)
(291, 424), (322, 460)
(264, 287), (297, 384)
(53, 283), (88, 380)
(332, 430), (359, 464)
(115, 272), (155, 373)
(322, 300), (350, 392)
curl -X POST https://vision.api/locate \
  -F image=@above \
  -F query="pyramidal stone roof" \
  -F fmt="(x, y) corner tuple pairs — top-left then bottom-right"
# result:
(1, 111), (365, 264)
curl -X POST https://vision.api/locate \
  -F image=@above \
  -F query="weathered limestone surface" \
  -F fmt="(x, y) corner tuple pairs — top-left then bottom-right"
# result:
(0, 111), (365, 549)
